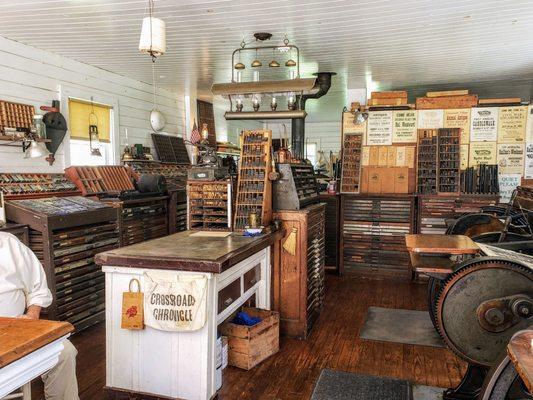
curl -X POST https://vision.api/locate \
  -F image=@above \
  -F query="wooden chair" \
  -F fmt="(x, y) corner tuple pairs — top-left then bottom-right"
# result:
(3, 383), (31, 400)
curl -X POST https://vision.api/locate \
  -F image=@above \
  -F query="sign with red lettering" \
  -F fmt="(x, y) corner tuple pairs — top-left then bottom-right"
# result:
(144, 271), (208, 332)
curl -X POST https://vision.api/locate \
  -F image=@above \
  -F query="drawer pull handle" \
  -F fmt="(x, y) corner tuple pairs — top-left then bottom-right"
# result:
(224, 298), (234, 306)
(249, 278), (257, 285)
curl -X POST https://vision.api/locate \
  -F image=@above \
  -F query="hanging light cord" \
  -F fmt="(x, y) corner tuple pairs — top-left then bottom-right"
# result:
(152, 60), (157, 109)
(148, 0), (158, 109)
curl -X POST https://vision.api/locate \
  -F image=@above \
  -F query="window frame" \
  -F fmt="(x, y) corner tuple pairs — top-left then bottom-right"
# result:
(60, 85), (120, 167)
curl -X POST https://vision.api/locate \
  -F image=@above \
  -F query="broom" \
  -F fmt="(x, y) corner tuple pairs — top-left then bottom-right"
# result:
(283, 227), (298, 255)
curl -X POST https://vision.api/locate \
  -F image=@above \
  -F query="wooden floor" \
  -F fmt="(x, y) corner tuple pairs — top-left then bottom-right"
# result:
(34, 274), (465, 399)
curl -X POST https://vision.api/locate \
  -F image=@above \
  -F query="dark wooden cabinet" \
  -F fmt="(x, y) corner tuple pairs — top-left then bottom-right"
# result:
(272, 203), (326, 339)
(417, 194), (499, 234)
(319, 193), (340, 275)
(6, 197), (119, 332)
(341, 194), (415, 280)
(0, 222), (29, 245)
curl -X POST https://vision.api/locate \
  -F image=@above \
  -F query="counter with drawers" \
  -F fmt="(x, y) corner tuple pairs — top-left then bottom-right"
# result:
(95, 229), (282, 400)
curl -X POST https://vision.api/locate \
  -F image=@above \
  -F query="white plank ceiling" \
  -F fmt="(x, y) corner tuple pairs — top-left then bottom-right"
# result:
(0, 0), (531, 103)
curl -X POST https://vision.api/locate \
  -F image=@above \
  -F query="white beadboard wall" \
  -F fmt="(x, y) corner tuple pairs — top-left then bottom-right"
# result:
(0, 35), (185, 174)
(264, 120), (342, 157)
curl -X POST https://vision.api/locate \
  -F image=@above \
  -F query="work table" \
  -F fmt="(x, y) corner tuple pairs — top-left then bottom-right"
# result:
(0, 318), (73, 397)
(95, 229), (283, 273)
(98, 229), (282, 400)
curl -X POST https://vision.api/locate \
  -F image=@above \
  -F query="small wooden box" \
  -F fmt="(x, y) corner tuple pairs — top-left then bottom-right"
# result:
(219, 307), (279, 370)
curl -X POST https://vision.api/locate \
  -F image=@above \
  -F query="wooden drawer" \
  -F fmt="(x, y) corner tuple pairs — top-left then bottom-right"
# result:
(218, 278), (241, 314)
(243, 264), (261, 292)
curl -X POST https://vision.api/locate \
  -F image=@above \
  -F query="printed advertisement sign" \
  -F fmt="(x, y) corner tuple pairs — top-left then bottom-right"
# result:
(497, 106), (527, 143)
(469, 142), (497, 166)
(496, 144), (524, 174)
(392, 110), (417, 143)
(470, 107), (498, 142)
(367, 111), (393, 145)
(444, 109), (471, 144)
(417, 109), (444, 129)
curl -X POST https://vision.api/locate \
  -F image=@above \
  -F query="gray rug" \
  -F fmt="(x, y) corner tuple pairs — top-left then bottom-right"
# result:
(311, 369), (411, 400)
(412, 385), (443, 400)
(359, 307), (444, 348)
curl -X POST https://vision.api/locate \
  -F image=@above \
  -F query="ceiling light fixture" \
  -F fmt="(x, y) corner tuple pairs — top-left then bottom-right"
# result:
(139, 0), (166, 58)
(213, 33), (318, 120)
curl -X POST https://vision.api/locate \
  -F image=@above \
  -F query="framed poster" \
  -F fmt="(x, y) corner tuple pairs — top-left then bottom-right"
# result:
(392, 110), (417, 143)
(470, 107), (498, 142)
(469, 142), (497, 166)
(497, 106), (527, 143)
(499, 174), (522, 203)
(524, 143), (533, 179)
(417, 109), (444, 129)
(367, 111), (393, 145)
(444, 109), (471, 144)
(460, 144), (469, 170)
(497, 144), (524, 174)
(343, 112), (367, 135)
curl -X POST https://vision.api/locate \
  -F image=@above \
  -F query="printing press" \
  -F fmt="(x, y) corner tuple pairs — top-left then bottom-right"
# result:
(411, 186), (533, 399)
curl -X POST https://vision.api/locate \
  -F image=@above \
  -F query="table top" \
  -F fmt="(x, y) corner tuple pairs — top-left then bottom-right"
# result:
(507, 330), (533, 394)
(95, 229), (283, 273)
(0, 318), (73, 368)
(405, 234), (480, 255)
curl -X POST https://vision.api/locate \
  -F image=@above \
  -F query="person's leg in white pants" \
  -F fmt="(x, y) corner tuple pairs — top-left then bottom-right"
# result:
(41, 340), (80, 400)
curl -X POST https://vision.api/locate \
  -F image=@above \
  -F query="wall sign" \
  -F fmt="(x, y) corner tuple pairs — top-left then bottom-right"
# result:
(497, 106), (527, 143)
(524, 143), (533, 179)
(144, 271), (208, 332)
(497, 144), (525, 174)
(367, 111), (393, 145)
(392, 110), (417, 143)
(469, 142), (497, 166)
(499, 174), (522, 203)
(444, 109), (471, 144)
(470, 107), (498, 142)
(417, 109), (444, 129)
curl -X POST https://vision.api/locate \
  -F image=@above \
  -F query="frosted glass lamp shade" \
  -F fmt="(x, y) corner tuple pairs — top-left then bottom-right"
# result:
(139, 17), (166, 56)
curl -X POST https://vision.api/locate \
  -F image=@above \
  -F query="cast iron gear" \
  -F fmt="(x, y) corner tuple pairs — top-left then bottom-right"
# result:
(435, 257), (532, 366)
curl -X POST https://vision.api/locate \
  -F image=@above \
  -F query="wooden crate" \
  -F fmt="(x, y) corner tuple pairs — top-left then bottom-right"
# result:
(219, 307), (279, 370)
(416, 95), (478, 109)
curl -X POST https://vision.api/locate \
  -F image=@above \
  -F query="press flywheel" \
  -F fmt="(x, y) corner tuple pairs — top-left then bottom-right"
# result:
(435, 257), (533, 367)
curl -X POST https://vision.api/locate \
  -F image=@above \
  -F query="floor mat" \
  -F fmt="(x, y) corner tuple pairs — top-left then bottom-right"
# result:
(359, 307), (444, 348)
(310, 369), (411, 400)
(412, 385), (443, 400)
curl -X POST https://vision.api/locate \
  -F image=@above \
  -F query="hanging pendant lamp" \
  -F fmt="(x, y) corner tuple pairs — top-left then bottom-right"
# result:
(139, 0), (166, 57)
(251, 49), (262, 67)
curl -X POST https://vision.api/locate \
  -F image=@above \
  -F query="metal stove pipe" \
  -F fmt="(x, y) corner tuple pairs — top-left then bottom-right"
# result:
(291, 72), (336, 159)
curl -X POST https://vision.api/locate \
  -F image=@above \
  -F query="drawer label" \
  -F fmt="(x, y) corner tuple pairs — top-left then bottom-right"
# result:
(144, 271), (208, 332)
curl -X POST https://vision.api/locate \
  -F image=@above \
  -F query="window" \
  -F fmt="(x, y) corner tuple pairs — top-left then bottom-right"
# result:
(68, 98), (114, 166)
(306, 142), (318, 166)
